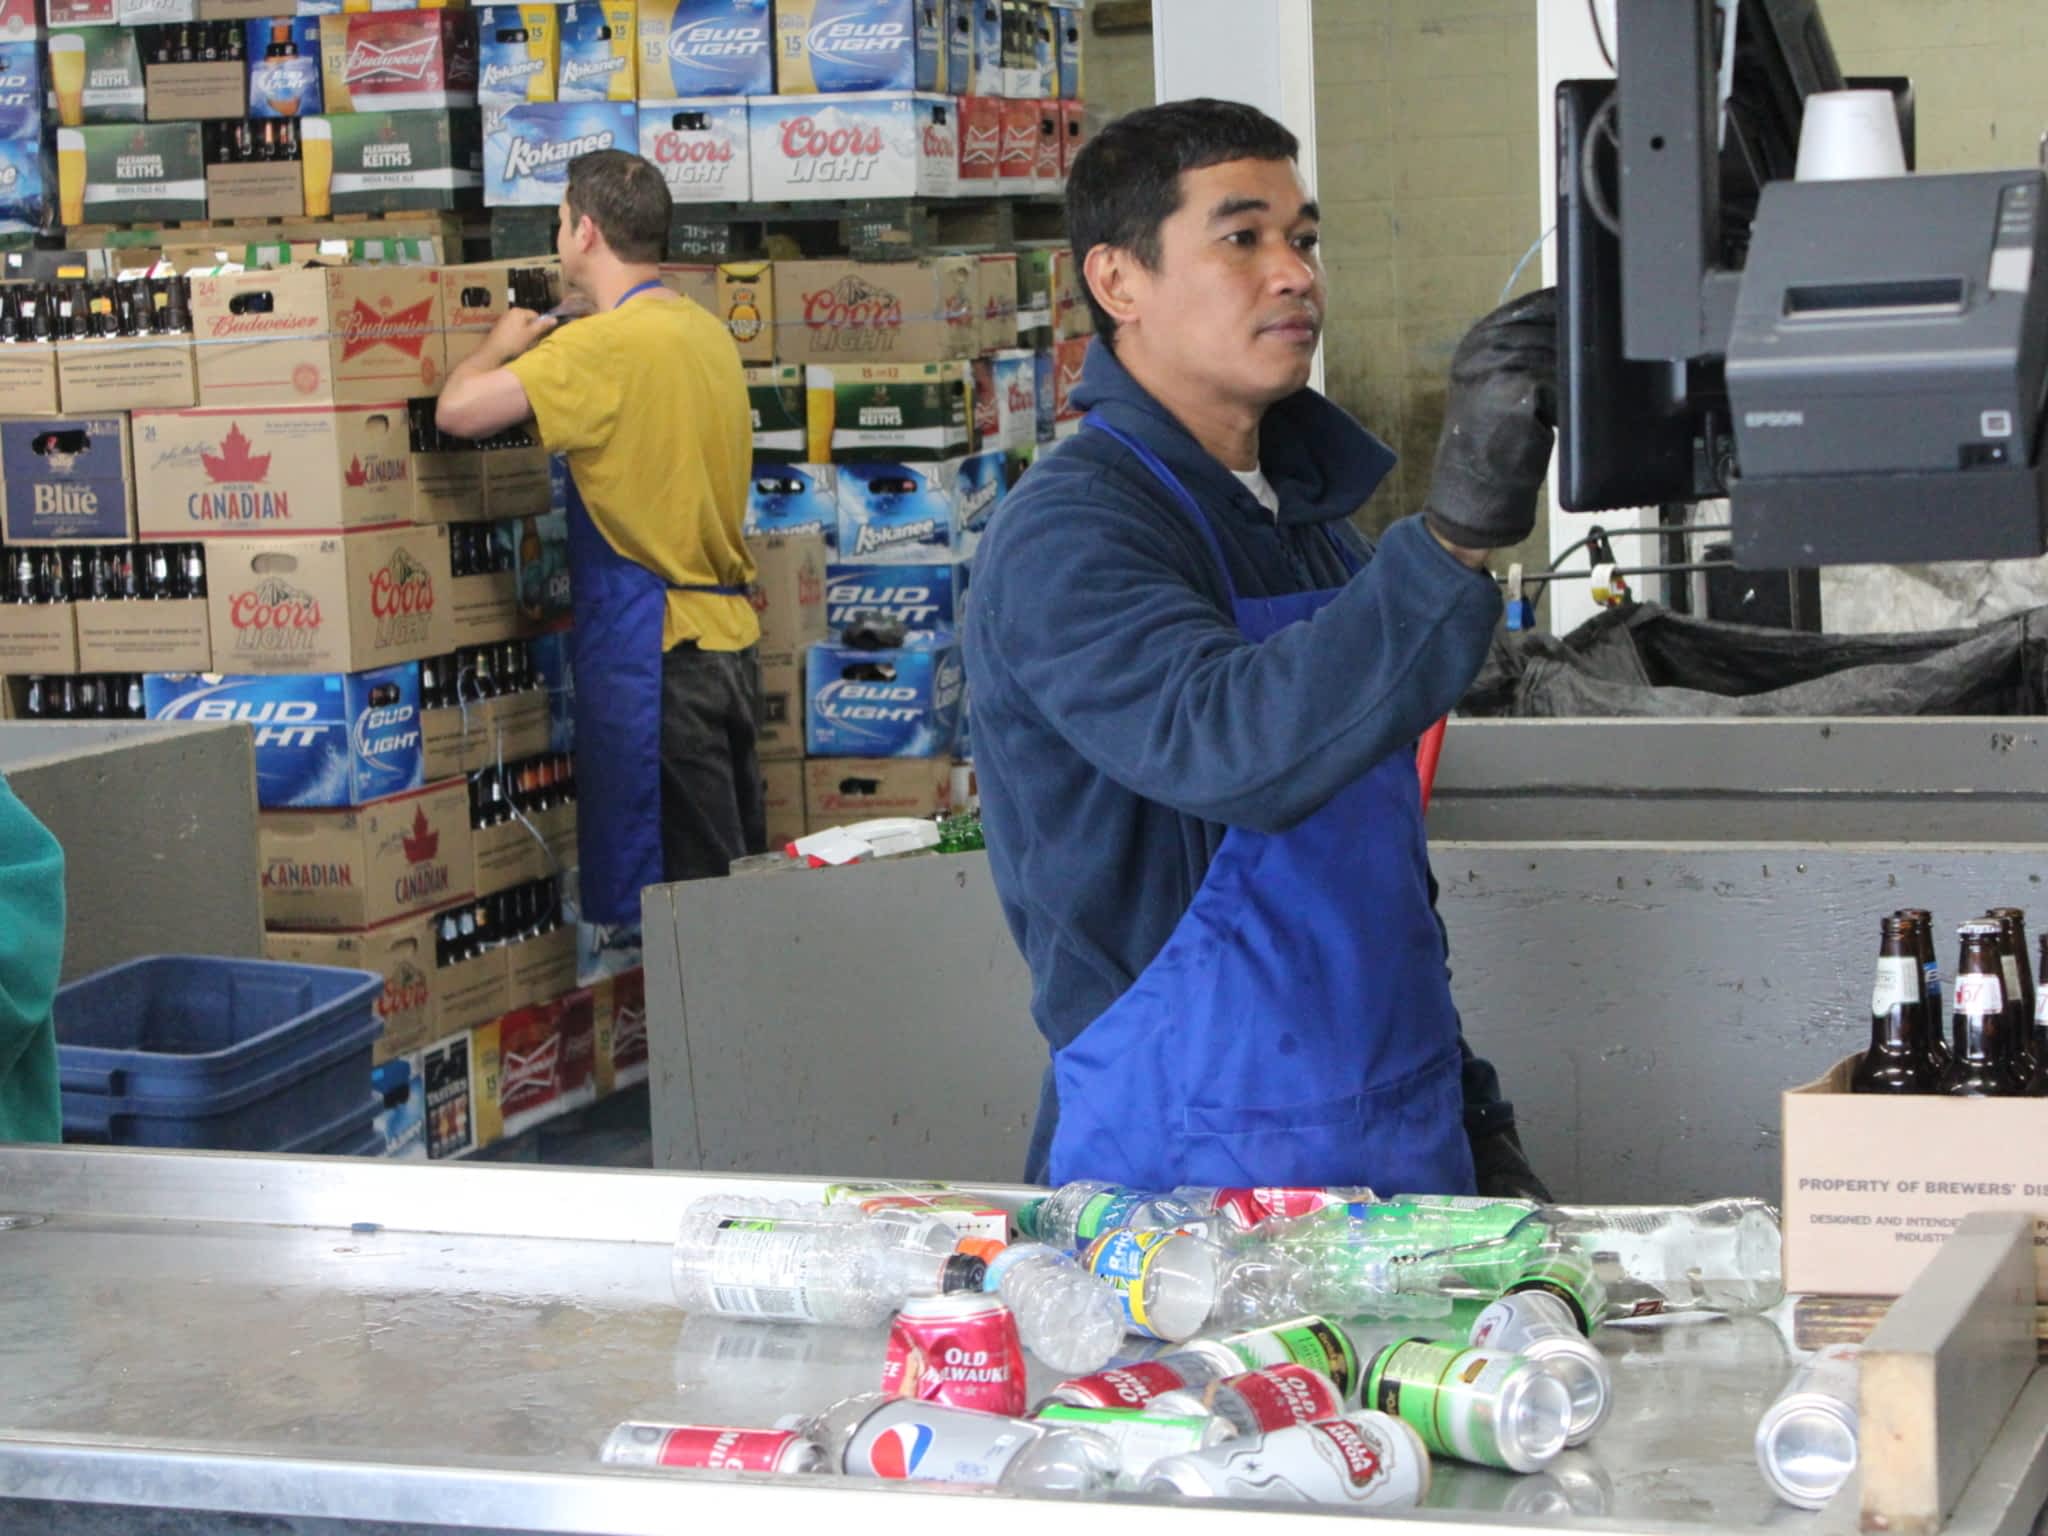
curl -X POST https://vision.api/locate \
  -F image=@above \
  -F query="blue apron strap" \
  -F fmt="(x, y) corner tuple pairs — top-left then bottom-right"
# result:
(1084, 412), (1240, 609)
(613, 278), (668, 308)
(672, 582), (748, 597)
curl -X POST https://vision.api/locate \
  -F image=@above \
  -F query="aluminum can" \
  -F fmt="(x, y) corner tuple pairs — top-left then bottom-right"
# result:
(1755, 1345), (1859, 1510)
(601, 1421), (822, 1474)
(839, 1397), (1042, 1483)
(880, 1292), (1026, 1415)
(1502, 1249), (1610, 1332)
(1042, 1354), (1225, 1410)
(1034, 1404), (1231, 1489)
(1365, 1338), (1571, 1473)
(1142, 1410), (1432, 1508)
(1153, 1364), (1347, 1437)
(1209, 1315), (1362, 1402)
(1469, 1291), (1613, 1446)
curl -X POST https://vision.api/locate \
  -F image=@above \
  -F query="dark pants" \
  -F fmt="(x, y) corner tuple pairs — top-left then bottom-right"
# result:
(659, 643), (766, 881)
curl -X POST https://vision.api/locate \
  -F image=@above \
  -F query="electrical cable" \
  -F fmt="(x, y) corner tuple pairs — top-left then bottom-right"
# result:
(1500, 224), (1556, 304)
(1586, 0), (1616, 71)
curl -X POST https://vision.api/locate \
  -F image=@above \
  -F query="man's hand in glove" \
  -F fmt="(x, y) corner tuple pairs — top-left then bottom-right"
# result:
(1470, 1123), (1554, 1202)
(1424, 288), (1559, 558)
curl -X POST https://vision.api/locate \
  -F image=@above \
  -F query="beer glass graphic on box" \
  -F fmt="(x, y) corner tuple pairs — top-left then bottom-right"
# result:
(56, 126), (85, 226)
(49, 33), (86, 128)
(301, 116), (332, 216)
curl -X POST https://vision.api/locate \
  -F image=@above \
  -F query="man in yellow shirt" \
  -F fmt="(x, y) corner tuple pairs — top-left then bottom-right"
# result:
(438, 149), (760, 919)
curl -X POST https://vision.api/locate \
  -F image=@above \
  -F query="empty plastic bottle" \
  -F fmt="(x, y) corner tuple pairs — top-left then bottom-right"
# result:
(672, 1197), (986, 1328)
(1170, 1186), (1380, 1233)
(984, 1241), (1124, 1374)
(800, 1393), (1120, 1492)
(1083, 1226), (1222, 1341)
(1020, 1182), (1209, 1250)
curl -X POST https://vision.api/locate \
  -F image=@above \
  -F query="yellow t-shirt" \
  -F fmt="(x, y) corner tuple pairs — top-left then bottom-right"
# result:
(508, 292), (758, 652)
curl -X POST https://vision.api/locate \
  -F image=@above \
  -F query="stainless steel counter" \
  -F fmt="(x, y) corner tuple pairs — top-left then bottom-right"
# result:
(0, 1146), (2029, 1535)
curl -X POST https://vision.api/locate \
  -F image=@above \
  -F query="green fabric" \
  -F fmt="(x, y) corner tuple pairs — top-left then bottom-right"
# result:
(0, 776), (64, 1144)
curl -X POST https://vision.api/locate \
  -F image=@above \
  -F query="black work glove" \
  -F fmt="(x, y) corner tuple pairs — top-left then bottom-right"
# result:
(1423, 288), (1559, 552)
(1470, 1123), (1554, 1202)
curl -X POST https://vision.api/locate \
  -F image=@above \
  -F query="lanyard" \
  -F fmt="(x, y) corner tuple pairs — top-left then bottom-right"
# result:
(613, 279), (666, 309)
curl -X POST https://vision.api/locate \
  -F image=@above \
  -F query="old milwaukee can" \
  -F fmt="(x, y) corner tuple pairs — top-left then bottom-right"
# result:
(601, 1421), (822, 1474)
(1142, 1410), (1431, 1508)
(880, 1293), (1027, 1415)
(1042, 1354), (1227, 1411)
(1152, 1364), (1347, 1437)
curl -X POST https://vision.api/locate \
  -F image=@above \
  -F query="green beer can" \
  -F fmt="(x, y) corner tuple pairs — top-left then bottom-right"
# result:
(1365, 1338), (1571, 1474)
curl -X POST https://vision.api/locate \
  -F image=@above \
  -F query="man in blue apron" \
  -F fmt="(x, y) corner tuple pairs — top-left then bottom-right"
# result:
(438, 150), (761, 924)
(965, 100), (1557, 1197)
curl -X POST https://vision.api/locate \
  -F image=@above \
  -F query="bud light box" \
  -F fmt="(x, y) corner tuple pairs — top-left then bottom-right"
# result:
(745, 462), (837, 548)
(747, 91), (957, 201)
(959, 0), (1001, 95)
(558, 1), (636, 102)
(257, 777), (475, 931)
(247, 17), (325, 118)
(638, 97), (749, 203)
(636, 0), (770, 99)
(147, 665), (421, 809)
(0, 138), (49, 238)
(476, 4), (560, 108)
(0, 415), (136, 544)
(825, 560), (962, 634)
(805, 629), (962, 757)
(0, 41), (40, 143)
(482, 100), (637, 207)
(773, 0), (941, 95)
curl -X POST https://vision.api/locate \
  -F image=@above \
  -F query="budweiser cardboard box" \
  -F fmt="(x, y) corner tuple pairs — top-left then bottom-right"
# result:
(1783, 1056), (2048, 1301)
(134, 404), (414, 537)
(716, 259), (773, 365)
(761, 758), (803, 845)
(419, 684), (550, 780)
(806, 360), (970, 463)
(804, 754), (949, 830)
(592, 965), (646, 1095)
(266, 907), (508, 1063)
(188, 265), (445, 407)
(475, 987), (597, 1144)
(0, 414), (135, 543)
(976, 253), (1017, 357)
(745, 462), (836, 547)
(638, 97), (747, 203)
(481, 99), (636, 208)
(658, 260), (717, 311)
(747, 91), (958, 202)
(772, 0), (940, 94)
(440, 257), (563, 371)
(319, 10), (478, 112)
(56, 329), (197, 411)
(204, 524), (455, 676)
(57, 121), (206, 224)
(1030, 97), (1060, 187)
(956, 93), (998, 183)
(0, 602), (79, 672)
(805, 629), (962, 758)
(504, 919), (577, 1011)
(744, 528), (826, 653)
(0, 342), (59, 415)
(746, 362), (807, 463)
(259, 776), (474, 931)
(634, 0), (769, 100)
(145, 664), (421, 807)
(305, 108), (485, 215)
(756, 650), (799, 761)
(77, 594), (210, 671)
(997, 94), (1034, 187)
(775, 257), (976, 364)
(557, 0), (634, 102)
(1059, 94), (1083, 174)
(471, 792), (575, 896)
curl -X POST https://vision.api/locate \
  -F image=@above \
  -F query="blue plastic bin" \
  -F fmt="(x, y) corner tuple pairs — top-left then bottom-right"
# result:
(277, 1095), (385, 1159)
(54, 956), (382, 1150)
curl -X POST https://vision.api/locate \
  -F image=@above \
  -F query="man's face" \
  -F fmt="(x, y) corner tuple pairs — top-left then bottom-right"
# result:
(1113, 157), (1324, 409)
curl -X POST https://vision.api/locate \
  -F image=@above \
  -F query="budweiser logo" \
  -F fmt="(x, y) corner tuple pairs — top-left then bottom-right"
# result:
(779, 114), (883, 161)
(345, 36), (441, 84)
(339, 296), (433, 362)
(961, 123), (999, 169)
(612, 1003), (647, 1061)
(229, 576), (321, 644)
(502, 1033), (562, 1111)
(209, 312), (318, 338)
(804, 275), (901, 333)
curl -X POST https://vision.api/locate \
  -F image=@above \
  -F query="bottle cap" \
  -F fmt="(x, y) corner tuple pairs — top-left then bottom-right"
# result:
(1015, 1198), (1045, 1240)
(941, 1253), (988, 1293)
(956, 1237), (1006, 1265)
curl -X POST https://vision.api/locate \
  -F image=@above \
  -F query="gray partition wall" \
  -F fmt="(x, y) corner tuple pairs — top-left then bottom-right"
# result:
(644, 719), (2048, 1203)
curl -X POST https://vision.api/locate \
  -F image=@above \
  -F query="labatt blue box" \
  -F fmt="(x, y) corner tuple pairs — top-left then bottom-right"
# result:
(637, 0), (771, 99)
(482, 100), (636, 206)
(1, 416), (134, 544)
(145, 666), (424, 810)
(746, 462), (838, 549)
(805, 629), (962, 757)
(775, 0), (941, 95)
(825, 561), (962, 634)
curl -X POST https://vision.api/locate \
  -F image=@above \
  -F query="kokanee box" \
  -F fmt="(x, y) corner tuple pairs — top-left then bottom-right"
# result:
(717, 258), (774, 363)
(258, 777), (474, 932)
(744, 527), (827, 653)
(760, 756), (804, 845)
(557, 0), (634, 101)
(635, 0), (770, 100)
(956, 93), (997, 182)
(1783, 1055), (2048, 1301)
(777, 256), (976, 363)
(638, 97), (748, 202)
(204, 524), (455, 676)
(804, 753), (949, 829)
(772, 0), (941, 95)
(265, 903), (508, 1062)
(747, 90), (957, 201)
(806, 360), (970, 461)
(476, 3), (559, 107)
(189, 266), (445, 407)
(746, 462), (836, 547)
(481, 99), (636, 207)
(133, 404), (414, 537)
(975, 252), (1016, 355)
(0, 414), (135, 543)
(319, 10), (479, 113)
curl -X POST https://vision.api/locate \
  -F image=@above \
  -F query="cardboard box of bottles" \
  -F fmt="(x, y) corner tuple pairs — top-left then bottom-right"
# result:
(188, 265), (445, 408)
(410, 443), (551, 524)
(134, 403), (415, 538)
(302, 109), (484, 216)
(745, 528), (827, 655)
(367, 1020), (488, 1161)
(591, 965), (646, 1096)
(77, 593), (210, 671)
(756, 649), (799, 762)
(804, 754), (950, 830)
(448, 564), (521, 646)
(419, 684), (549, 781)
(57, 331), (198, 412)
(0, 413), (136, 543)
(57, 121), (206, 225)
(760, 756), (803, 846)
(0, 600), (80, 672)
(470, 794), (575, 897)
(258, 776), (474, 931)
(0, 344), (60, 416)
(805, 360), (971, 463)
(475, 981), (598, 1145)
(47, 28), (146, 127)
(206, 161), (304, 221)
(145, 59), (247, 121)
(318, 10), (478, 114)
(773, 257), (978, 364)
(1782, 1055), (2048, 1302)
(716, 259), (773, 366)
(440, 257), (560, 372)
(657, 260), (716, 312)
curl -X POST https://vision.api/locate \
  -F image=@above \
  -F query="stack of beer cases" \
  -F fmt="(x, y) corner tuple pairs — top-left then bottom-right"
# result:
(479, 0), (638, 210)
(46, 0), (483, 229)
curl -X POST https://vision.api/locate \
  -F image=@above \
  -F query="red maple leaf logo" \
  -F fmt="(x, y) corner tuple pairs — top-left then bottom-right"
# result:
(339, 296), (433, 362)
(344, 456), (367, 487)
(401, 804), (439, 865)
(200, 423), (271, 484)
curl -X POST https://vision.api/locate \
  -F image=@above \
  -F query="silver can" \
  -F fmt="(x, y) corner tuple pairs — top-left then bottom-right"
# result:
(1143, 1410), (1433, 1508)
(1034, 1404), (1233, 1489)
(1151, 1364), (1348, 1437)
(1043, 1353), (1226, 1409)
(601, 1421), (823, 1475)
(1755, 1345), (1860, 1511)
(1468, 1291), (1613, 1446)
(1364, 1338), (1572, 1474)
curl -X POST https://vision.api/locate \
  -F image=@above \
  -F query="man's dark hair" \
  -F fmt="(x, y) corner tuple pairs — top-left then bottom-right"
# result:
(565, 149), (672, 264)
(1066, 98), (1300, 347)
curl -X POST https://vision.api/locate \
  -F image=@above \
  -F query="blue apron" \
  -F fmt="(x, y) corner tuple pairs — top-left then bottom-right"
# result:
(565, 279), (748, 927)
(1046, 416), (1476, 1195)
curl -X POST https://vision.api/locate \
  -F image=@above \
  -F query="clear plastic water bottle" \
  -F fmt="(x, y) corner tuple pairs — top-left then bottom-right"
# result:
(801, 1393), (1120, 1493)
(672, 1197), (986, 1328)
(1021, 1182), (1208, 1250)
(1082, 1226), (1221, 1341)
(1170, 1187), (1380, 1233)
(983, 1241), (1124, 1374)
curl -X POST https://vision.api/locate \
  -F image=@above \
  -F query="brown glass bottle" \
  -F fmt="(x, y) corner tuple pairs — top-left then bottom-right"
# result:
(1986, 908), (2046, 1092)
(1942, 921), (2026, 1097)
(1893, 909), (1952, 1072)
(1853, 916), (1939, 1094)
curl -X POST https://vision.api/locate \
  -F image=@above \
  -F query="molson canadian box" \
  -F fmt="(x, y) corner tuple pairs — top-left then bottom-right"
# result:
(558, 1), (634, 101)
(134, 404), (414, 536)
(482, 100), (634, 206)
(824, 560), (961, 633)
(636, 0), (770, 100)
(805, 628), (962, 757)
(747, 90), (956, 201)
(257, 778), (473, 932)
(202, 524), (455, 676)
(247, 17), (324, 118)
(744, 462), (836, 548)
(187, 265), (445, 406)
(144, 663), (423, 809)
(805, 360), (969, 462)
(776, 256), (976, 363)
(834, 457), (965, 563)
(476, 4), (558, 107)
(637, 97), (748, 202)
(773, 0), (940, 95)
(319, 11), (479, 112)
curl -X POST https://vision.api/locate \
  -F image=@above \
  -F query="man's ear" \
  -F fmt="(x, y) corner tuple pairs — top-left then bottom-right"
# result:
(1083, 244), (1142, 336)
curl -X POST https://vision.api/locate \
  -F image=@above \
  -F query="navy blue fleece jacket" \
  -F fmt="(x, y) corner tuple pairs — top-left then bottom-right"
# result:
(964, 339), (1512, 1178)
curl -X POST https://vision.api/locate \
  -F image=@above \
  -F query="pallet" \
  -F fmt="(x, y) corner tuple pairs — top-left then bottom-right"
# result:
(66, 209), (466, 252)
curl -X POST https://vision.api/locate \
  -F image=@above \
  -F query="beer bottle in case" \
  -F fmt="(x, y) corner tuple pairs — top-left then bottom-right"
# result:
(1940, 921), (2024, 1097)
(1987, 908), (2047, 1091)
(183, 543), (206, 598)
(1853, 915), (1939, 1094)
